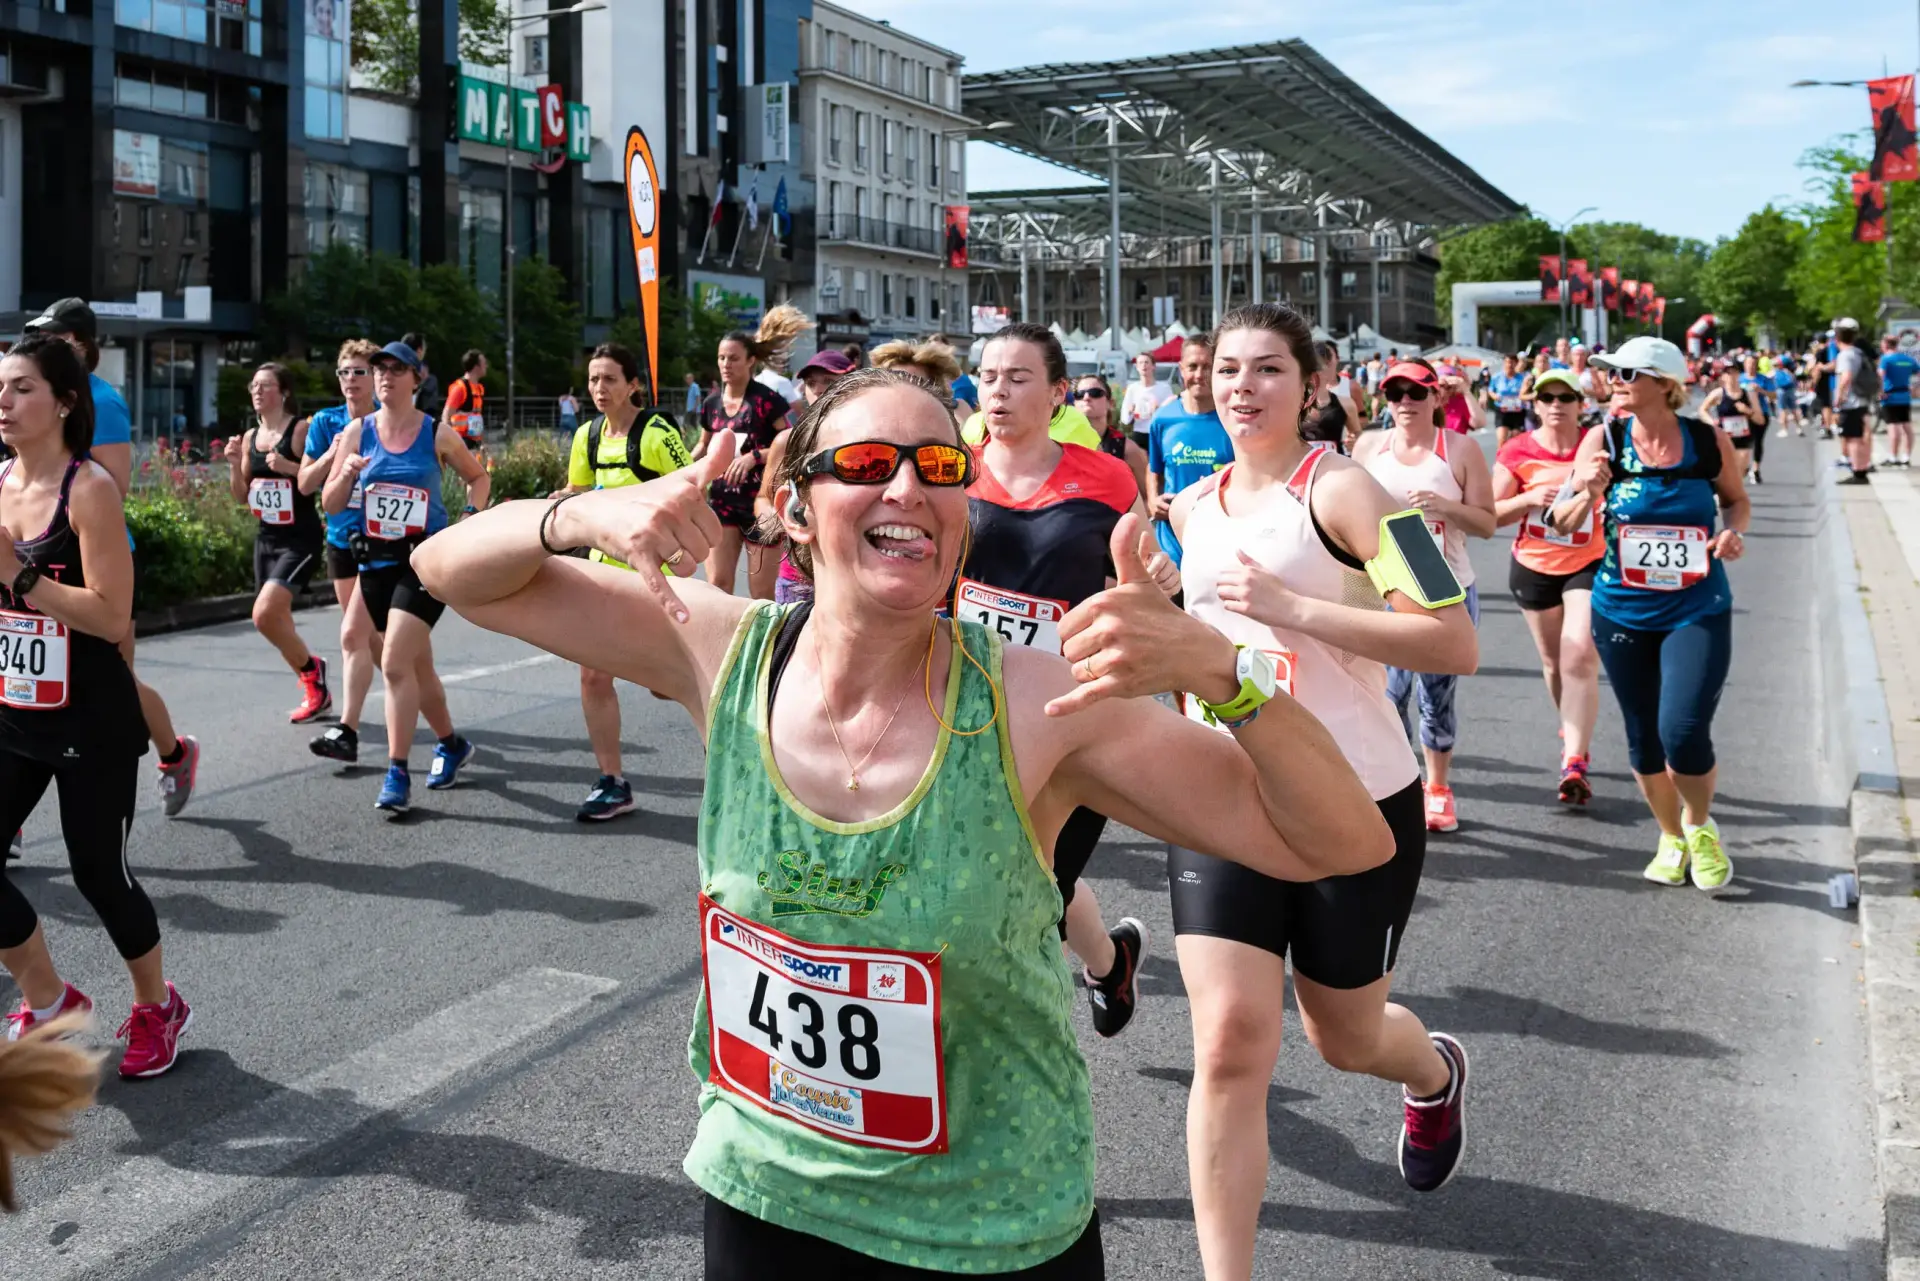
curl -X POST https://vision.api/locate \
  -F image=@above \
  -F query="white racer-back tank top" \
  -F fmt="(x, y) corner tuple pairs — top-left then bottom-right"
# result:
(1361, 427), (1475, 588)
(1180, 447), (1420, 801)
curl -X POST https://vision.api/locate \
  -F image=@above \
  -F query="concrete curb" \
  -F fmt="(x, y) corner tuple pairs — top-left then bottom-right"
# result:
(133, 586), (335, 637)
(1819, 440), (1920, 1278)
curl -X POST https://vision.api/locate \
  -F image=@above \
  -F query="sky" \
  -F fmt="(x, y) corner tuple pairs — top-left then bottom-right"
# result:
(853, 0), (1920, 244)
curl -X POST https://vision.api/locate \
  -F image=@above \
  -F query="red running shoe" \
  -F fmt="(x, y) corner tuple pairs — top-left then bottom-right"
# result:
(289, 655), (332, 724)
(1557, 754), (1592, 806)
(5, 982), (92, 1041)
(1399, 1032), (1469, 1192)
(1424, 783), (1459, 833)
(117, 982), (192, 1078)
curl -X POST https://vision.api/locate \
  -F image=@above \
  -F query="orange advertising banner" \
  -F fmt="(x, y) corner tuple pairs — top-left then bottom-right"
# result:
(624, 127), (664, 402)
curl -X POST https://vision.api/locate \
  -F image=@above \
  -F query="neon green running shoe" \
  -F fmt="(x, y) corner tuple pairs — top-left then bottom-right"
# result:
(1643, 833), (1688, 886)
(1687, 821), (1733, 894)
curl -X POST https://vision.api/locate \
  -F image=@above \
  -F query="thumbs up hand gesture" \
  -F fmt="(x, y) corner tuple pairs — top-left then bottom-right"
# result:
(568, 429), (734, 623)
(1047, 512), (1232, 717)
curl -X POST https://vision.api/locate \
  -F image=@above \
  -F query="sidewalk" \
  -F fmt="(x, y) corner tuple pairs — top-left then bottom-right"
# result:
(1836, 453), (1920, 1281)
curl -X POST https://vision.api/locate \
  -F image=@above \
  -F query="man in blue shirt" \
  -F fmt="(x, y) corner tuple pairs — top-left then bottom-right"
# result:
(1487, 352), (1527, 447)
(301, 338), (383, 763)
(23, 298), (200, 816)
(949, 365), (978, 415)
(1145, 336), (1231, 565)
(1880, 334), (1919, 467)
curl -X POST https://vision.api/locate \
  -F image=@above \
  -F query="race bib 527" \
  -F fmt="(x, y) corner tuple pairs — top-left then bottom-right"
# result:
(364, 482), (430, 540)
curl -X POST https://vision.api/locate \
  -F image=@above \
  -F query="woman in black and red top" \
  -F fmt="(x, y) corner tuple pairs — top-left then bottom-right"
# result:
(1073, 372), (1149, 496)
(693, 331), (790, 599)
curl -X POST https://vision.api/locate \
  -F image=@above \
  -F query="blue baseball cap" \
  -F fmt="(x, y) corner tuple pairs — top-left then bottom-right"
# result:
(374, 340), (423, 373)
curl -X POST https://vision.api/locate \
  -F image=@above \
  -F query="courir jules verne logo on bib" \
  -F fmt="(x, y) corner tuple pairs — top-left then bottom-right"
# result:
(756, 849), (909, 918)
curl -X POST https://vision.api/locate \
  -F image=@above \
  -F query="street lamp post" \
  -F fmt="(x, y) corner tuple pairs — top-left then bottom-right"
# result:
(499, 1), (604, 433)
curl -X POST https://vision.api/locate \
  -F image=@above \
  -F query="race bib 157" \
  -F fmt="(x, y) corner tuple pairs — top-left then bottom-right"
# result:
(955, 579), (1068, 655)
(701, 895), (948, 1154)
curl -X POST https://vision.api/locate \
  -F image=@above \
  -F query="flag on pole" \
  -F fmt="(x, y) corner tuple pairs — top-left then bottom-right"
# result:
(1636, 280), (1656, 316)
(696, 179), (726, 264)
(1853, 172), (1888, 242)
(745, 177), (761, 232)
(1599, 266), (1621, 312)
(1621, 279), (1641, 320)
(1869, 75), (1918, 182)
(772, 177), (790, 236)
(1567, 259), (1592, 308)
(1538, 255), (1563, 304)
(1650, 296), (1667, 327)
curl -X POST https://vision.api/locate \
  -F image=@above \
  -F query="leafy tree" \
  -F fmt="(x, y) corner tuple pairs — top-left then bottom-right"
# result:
(506, 257), (583, 397)
(1790, 142), (1895, 336)
(607, 282), (734, 404)
(352, 0), (510, 96)
(1434, 216), (1562, 345)
(1699, 206), (1811, 344)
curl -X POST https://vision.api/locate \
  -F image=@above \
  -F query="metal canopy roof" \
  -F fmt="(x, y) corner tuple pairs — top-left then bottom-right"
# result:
(962, 40), (1520, 243)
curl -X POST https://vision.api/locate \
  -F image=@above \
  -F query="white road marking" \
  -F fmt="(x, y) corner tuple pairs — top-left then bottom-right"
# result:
(5, 967), (618, 1277)
(439, 653), (559, 685)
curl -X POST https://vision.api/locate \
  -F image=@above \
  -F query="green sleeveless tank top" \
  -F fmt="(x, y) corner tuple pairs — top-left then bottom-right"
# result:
(685, 602), (1095, 1273)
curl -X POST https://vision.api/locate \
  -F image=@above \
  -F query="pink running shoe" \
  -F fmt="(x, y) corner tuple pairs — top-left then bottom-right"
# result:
(117, 982), (192, 1078)
(5, 982), (92, 1041)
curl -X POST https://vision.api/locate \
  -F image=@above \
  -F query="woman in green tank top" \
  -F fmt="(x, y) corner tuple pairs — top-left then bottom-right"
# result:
(414, 367), (1394, 1278)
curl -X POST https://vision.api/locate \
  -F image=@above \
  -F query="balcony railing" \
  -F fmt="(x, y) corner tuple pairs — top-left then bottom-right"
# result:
(820, 214), (939, 256)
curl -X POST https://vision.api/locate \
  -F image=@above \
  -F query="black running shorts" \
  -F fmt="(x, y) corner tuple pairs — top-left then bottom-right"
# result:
(1509, 558), (1598, 611)
(1885, 402), (1911, 424)
(1839, 406), (1869, 439)
(357, 560), (446, 631)
(325, 544), (358, 582)
(703, 1196), (1105, 1280)
(1053, 806), (1109, 925)
(1496, 410), (1527, 433)
(1168, 780), (1425, 990)
(254, 539), (319, 593)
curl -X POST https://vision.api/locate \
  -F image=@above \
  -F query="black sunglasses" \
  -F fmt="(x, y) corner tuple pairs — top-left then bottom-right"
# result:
(801, 440), (975, 487)
(1075, 387), (1110, 400)
(1383, 384), (1431, 403)
(1534, 391), (1581, 405)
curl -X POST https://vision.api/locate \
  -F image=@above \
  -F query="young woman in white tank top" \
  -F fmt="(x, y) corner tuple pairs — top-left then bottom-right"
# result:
(1167, 306), (1481, 1277)
(1351, 359), (1496, 834)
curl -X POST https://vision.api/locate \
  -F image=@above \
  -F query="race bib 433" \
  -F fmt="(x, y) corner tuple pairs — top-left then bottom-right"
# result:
(701, 895), (948, 1154)
(248, 477), (295, 525)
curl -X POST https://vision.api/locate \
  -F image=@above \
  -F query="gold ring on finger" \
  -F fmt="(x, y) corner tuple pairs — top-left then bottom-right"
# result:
(666, 550), (685, 566)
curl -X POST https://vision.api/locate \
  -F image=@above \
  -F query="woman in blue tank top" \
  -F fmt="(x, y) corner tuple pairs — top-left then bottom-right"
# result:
(322, 340), (489, 817)
(1551, 337), (1750, 895)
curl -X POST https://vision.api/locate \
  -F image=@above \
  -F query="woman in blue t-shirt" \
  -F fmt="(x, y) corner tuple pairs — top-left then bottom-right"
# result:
(1551, 337), (1750, 895)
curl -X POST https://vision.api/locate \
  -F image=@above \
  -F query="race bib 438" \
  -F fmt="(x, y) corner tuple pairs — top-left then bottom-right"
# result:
(701, 895), (948, 1154)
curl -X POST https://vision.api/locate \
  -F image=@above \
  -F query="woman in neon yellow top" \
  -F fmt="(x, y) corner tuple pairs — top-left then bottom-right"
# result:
(414, 368), (1393, 1277)
(551, 342), (692, 821)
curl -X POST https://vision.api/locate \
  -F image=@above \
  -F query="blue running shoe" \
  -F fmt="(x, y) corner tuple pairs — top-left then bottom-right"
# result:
(375, 765), (411, 815)
(576, 775), (636, 822)
(426, 737), (475, 791)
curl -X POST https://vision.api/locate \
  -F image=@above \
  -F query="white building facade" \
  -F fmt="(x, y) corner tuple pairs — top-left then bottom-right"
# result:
(797, 2), (967, 349)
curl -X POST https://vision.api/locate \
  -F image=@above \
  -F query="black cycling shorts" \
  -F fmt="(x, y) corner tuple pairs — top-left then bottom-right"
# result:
(357, 560), (446, 631)
(254, 539), (319, 593)
(1053, 806), (1108, 924)
(325, 544), (359, 582)
(1496, 410), (1527, 432)
(1839, 406), (1869, 439)
(1885, 402), (1912, 424)
(1509, 558), (1598, 611)
(1168, 780), (1425, 990)
(704, 1195), (1104, 1280)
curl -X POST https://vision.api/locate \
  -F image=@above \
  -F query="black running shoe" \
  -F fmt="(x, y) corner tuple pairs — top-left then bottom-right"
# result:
(310, 724), (359, 763)
(1400, 1032), (1469, 1192)
(1085, 917), (1148, 1039)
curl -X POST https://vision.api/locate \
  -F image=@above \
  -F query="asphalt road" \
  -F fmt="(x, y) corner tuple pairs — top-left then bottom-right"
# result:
(0, 434), (1881, 1279)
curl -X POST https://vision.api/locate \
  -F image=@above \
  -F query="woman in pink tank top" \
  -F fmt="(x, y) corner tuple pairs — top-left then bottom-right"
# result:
(1352, 358), (1496, 834)
(1166, 303), (1481, 1276)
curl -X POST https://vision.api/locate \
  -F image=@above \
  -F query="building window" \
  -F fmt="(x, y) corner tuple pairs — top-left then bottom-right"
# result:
(882, 272), (894, 316)
(854, 112), (870, 170)
(138, 204), (154, 246)
(828, 104), (843, 165)
(946, 139), (962, 195)
(929, 132), (941, 189)
(851, 40), (867, 80)
(121, 0), (261, 55)
(173, 253), (194, 292)
(305, 161), (370, 253)
(116, 64), (215, 119)
(922, 64), (934, 101)
(1379, 271), (1394, 296)
(135, 257), (152, 291)
(904, 276), (917, 320)
(882, 121), (896, 179)
(903, 128), (917, 184)
(828, 31), (843, 72)
(903, 198), (915, 240)
(853, 269), (870, 313)
(1301, 271), (1316, 294)
(303, 0), (348, 141)
(523, 34), (547, 75)
(1339, 270), (1357, 298)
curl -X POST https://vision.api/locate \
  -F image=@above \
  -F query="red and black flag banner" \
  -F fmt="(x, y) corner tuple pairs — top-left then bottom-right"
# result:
(1598, 266), (1621, 312)
(1869, 75), (1918, 182)
(1649, 297), (1667, 327)
(1637, 281), (1657, 316)
(1621, 279), (1641, 320)
(1538, 255), (1563, 304)
(1854, 172), (1888, 242)
(1568, 259), (1593, 308)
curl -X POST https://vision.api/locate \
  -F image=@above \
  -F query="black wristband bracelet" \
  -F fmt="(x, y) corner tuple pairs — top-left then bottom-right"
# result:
(540, 491), (585, 556)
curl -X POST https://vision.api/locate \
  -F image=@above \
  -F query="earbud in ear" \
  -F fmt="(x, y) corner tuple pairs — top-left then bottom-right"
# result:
(785, 490), (808, 527)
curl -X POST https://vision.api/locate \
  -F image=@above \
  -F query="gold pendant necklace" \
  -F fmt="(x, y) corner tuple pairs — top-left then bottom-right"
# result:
(816, 632), (926, 791)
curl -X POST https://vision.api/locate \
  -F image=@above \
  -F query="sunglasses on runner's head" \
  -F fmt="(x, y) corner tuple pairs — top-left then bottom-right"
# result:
(801, 440), (975, 487)
(1383, 383), (1431, 403)
(336, 366), (370, 379)
(1535, 391), (1582, 405)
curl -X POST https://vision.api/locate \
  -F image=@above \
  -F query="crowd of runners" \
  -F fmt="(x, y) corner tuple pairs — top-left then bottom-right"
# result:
(0, 283), (1855, 1276)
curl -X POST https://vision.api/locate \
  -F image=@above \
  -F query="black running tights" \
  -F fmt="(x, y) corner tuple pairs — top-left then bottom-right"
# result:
(0, 750), (158, 960)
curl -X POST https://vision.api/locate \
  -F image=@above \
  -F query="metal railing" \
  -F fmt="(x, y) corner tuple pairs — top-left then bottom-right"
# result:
(820, 214), (940, 256)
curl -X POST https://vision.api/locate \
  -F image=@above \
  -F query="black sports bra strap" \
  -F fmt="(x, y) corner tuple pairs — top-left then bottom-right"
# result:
(766, 600), (814, 711)
(58, 456), (83, 504)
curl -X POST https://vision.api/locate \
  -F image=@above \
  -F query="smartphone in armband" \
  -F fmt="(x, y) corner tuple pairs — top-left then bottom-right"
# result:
(1366, 509), (1467, 609)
